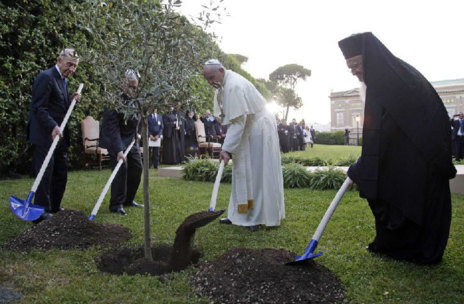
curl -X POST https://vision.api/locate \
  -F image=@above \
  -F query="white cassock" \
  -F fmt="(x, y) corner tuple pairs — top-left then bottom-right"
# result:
(215, 70), (285, 227)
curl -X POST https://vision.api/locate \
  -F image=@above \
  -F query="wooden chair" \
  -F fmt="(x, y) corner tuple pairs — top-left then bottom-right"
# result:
(194, 120), (221, 158)
(81, 116), (109, 170)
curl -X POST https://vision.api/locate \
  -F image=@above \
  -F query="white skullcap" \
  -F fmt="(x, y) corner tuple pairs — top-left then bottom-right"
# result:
(125, 69), (140, 81)
(204, 59), (222, 66)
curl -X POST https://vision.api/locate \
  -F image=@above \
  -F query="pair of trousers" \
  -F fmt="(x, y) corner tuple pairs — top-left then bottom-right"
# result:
(32, 141), (68, 212)
(109, 146), (142, 207)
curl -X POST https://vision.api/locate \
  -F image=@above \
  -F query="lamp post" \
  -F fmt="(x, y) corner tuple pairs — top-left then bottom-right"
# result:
(355, 115), (360, 146)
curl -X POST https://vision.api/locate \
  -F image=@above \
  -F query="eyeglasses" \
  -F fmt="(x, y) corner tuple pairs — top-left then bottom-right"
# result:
(347, 62), (362, 71)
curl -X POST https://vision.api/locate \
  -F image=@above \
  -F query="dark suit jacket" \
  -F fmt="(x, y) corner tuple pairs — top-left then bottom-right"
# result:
(28, 66), (70, 146)
(100, 97), (140, 155)
(452, 119), (464, 140)
(148, 113), (163, 137)
(204, 118), (218, 137)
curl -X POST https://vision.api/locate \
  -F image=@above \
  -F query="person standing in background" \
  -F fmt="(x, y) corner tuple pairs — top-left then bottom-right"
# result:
(148, 108), (163, 169)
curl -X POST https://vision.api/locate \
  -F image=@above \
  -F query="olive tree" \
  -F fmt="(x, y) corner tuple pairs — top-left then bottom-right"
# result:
(77, 0), (218, 260)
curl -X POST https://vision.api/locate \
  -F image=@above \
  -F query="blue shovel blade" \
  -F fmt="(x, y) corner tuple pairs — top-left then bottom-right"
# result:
(10, 194), (44, 221)
(286, 239), (323, 265)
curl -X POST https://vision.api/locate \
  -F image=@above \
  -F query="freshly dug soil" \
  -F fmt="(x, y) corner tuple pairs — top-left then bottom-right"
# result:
(96, 210), (224, 276)
(191, 248), (345, 304)
(96, 244), (173, 276)
(6, 209), (132, 252)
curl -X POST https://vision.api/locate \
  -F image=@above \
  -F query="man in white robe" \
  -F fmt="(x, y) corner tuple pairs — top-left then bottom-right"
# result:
(202, 59), (285, 231)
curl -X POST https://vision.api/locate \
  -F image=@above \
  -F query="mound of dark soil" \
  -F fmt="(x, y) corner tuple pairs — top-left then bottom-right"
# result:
(192, 248), (345, 304)
(6, 209), (132, 252)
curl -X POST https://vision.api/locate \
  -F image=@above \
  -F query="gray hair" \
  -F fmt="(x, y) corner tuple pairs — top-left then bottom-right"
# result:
(125, 69), (140, 82)
(59, 48), (80, 61)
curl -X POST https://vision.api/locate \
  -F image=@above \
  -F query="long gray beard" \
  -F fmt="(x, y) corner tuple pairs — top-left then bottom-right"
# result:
(359, 82), (367, 103)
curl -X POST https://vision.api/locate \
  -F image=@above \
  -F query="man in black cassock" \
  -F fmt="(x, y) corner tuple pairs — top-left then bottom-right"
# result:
(339, 32), (456, 264)
(277, 120), (290, 153)
(162, 105), (182, 164)
(174, 102), (186, 162)
(184, 110), (197, 158)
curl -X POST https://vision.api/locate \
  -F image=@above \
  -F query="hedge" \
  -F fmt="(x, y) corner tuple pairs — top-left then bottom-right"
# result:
(0, 0), (261, 177)
(183, 158), (347, 190)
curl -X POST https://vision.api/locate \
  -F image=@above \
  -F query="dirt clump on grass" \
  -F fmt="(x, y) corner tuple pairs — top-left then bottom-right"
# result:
(6, 209), (132, 252)
(191, 247), (345, 304)
(96, 210), (225, 276)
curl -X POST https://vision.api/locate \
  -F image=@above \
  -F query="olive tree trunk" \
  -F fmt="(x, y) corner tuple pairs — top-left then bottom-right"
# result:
(141, 117), (152, 261)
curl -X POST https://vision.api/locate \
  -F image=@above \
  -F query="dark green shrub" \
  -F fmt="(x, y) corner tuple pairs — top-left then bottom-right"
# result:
(299, 157), (330, 166)
(314, 131), (345, 145)
(183, 158), (232, 183)
(281, 154), (297, 165)
(221, 165), (233, 183)
(334, 155), (358, 166)
(309, 167), (346, 190)
(183, 158), (217, 182)
(282, 163), (311, 188)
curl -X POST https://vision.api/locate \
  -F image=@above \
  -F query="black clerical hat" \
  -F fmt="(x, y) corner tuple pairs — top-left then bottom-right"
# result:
(338, 33), (365, 59)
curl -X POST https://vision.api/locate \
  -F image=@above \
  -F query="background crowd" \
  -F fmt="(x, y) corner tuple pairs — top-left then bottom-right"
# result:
(150, 110), (316, 166)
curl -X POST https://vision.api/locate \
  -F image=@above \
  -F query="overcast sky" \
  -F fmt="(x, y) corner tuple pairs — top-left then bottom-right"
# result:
(178, 0), (464, 125)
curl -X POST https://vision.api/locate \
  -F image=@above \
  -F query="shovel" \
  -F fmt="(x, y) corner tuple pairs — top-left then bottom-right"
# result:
(10, 83), (84, 221)
(208, 160), (225, 211)
(89, 139), (136, 220)
(287, 177), (351, 265)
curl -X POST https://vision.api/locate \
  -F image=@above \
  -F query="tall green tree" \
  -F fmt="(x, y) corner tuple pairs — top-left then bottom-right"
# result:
(274, 87), (302, 119)
(269, 63), (311, 120)
(228, 54), (248, 66)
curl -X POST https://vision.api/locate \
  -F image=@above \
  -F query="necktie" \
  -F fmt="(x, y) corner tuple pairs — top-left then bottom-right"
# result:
(460, 119), (464, 134)
(63, 78), (68, 94)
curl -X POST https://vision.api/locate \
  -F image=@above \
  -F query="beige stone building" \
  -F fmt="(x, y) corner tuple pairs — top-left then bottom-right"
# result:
(329, 78), (464, 144)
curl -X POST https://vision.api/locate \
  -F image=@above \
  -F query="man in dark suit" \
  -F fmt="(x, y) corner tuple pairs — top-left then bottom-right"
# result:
(148, 108), (163, 169)
(289, 119), (299, 151)
(452, 112), (464, 161)
(203, 110), (218, 139)
(100, 69), (143, 216)
(28, 48), (81, 222)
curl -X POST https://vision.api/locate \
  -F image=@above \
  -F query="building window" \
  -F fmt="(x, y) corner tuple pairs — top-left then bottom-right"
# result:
(336, 112), (344, 126)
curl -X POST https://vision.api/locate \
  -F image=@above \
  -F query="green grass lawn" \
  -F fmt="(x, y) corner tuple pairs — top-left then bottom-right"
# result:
(0, 145), (463, 303)
(289, 144), (361, 162)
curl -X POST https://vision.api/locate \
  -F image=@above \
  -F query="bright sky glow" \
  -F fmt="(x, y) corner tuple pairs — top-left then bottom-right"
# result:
(178, 0), (464, 125)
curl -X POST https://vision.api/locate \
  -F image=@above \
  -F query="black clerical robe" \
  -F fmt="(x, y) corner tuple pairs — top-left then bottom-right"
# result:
(162, 112), (182, 164)
(340, 32), (456, 264)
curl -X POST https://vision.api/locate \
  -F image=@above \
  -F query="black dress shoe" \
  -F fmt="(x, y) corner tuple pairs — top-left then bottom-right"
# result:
(109, 206), (127, 216)
(124, 201), (144, 208)
(32, 212), (53, 224)
(50, 206), (65, 214)
(219, 218), (232, 224)
(248, 225), (261, 232)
